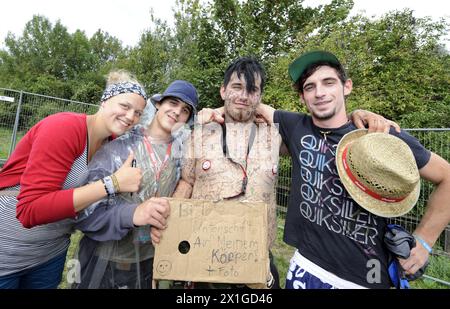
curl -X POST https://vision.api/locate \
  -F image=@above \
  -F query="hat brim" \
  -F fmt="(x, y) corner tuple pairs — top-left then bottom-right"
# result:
(288, 51), (341, 83)
(336, 129), (420, 218)
(150, 94), (162, 106)
(150, 94), (197, 114)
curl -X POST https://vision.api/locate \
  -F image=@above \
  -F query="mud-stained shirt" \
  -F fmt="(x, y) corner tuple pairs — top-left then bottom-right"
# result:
(180, 122), (281, 248)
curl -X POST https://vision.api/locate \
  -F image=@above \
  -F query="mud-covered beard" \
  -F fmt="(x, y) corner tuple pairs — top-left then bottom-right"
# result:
(224, 100), (257, 123)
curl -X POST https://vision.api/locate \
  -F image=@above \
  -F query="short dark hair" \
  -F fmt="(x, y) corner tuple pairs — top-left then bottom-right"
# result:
(161, 96), (193, 118)
(293, 61), (347, 94)
(223, 57), (266, 94)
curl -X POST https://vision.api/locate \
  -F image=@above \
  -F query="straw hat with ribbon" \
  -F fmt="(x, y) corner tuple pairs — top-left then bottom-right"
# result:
(336, 129), (420, 218)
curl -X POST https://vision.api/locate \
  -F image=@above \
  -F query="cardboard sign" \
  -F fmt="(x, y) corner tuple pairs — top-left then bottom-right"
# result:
(153, 198), (269, 284)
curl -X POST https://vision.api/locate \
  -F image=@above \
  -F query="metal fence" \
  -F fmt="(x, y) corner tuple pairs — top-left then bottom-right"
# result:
(1, 87), (449, 258)
(276, 130), (450, 258)
(0, 88), (98, 165)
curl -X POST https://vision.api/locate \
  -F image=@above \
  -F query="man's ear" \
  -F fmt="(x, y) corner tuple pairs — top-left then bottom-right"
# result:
(155, 102), (161, 110)
(344, 79), (353, 96)
(220, 85), (226, 100)
(299, 92), (306, 105)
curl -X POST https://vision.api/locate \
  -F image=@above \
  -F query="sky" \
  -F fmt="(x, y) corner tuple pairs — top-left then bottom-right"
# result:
(0, 0), (449, 49)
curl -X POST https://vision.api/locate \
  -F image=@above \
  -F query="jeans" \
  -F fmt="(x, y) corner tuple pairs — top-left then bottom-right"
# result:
(0, 250), (67, 289)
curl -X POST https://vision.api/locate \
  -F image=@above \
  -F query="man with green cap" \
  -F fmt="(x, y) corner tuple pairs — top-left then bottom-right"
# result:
(256, 50), (450, 288)
(165, 55), (408, 289)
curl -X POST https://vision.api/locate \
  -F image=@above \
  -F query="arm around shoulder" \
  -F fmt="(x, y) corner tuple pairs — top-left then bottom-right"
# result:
(256, 103), (276, 124)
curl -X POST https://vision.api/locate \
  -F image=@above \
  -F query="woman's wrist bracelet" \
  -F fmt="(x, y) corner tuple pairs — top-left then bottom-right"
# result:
(111, 174), (120, 193)
(100, 178), (109, 196)
(102, 176), (116, 196)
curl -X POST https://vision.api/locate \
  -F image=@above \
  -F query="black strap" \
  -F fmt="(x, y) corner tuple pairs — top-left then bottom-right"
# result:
(221, 123), (257, 159)
(221, 123), (257, 195)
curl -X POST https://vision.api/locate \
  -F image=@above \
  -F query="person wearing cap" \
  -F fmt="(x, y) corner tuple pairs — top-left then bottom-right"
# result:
(257, 50), (450, 288)
(0, 69), (147, 288)
(71, 80), (199, 289)
(152, 57), (395, 289)
(158, 57), (282, 289)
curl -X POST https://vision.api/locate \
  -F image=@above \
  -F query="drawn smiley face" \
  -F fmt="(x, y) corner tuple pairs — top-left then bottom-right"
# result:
(156, 260), (172, 276)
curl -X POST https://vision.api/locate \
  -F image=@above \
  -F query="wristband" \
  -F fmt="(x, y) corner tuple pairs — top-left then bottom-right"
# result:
(102, 176), (116, 196)
(413, 234), (433, 254)
(100, 178), (109, 196)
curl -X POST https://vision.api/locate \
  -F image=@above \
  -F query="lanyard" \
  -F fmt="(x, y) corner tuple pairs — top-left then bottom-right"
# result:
(221, 123), (256, 194)
(143, 137), (172, 183)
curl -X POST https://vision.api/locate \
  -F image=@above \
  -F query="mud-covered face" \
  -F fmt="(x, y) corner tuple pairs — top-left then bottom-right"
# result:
(221, 72), (262, 123)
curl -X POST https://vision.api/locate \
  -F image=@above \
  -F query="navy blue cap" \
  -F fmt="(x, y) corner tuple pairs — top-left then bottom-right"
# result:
(150, 80), (199, 115)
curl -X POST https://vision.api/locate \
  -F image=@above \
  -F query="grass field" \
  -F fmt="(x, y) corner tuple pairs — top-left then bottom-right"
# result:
(0, 127), (26, 163)
(59, 219), (450, 289)
(58, 232), (81, 289)
(271, 221), (450, 289)
(0, 127), (12, 160)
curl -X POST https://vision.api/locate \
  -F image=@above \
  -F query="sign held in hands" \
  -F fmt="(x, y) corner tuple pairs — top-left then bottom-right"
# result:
(153, 198), (269, 284)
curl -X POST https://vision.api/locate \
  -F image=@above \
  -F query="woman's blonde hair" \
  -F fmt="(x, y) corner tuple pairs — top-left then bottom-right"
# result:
(100, 69), (147, 103)
(105, 69), (143, 88)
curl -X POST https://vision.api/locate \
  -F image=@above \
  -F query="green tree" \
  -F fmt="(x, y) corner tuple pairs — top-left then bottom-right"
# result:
(266, 8), (450, 127)
(153, 0), (328, 108)
(0, 15), (125, 101)
(1, 2), (449, 129)
(213, 0), (318, 60)
(90, 30), (123, 64)
(124, 15), (174, 96)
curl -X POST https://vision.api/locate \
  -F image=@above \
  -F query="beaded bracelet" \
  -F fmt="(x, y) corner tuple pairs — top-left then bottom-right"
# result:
(100, 178), (109, 196)
(413, 234), (433, 254)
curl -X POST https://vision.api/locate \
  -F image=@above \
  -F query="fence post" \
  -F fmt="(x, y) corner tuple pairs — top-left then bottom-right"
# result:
(445, 229), (450, 254)
(9, 91), (23, 156)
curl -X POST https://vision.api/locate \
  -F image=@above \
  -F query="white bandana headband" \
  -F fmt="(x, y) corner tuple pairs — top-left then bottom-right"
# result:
(100, 81), (147, 103)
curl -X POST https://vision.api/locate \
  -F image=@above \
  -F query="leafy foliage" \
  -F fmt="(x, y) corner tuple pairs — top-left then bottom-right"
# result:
(268, 7), (450, 127)
(1, 1), (448, 288)
(0, 1), (449, 127)
(0, 15), (126, 101)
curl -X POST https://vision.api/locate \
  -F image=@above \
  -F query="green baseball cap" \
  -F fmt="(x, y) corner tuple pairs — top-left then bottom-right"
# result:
(288, 50), (342, 83)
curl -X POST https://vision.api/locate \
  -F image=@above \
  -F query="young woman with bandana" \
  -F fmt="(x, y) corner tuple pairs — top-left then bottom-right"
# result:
(0, 70), (147, 288)
(72, 80), (199, 289)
